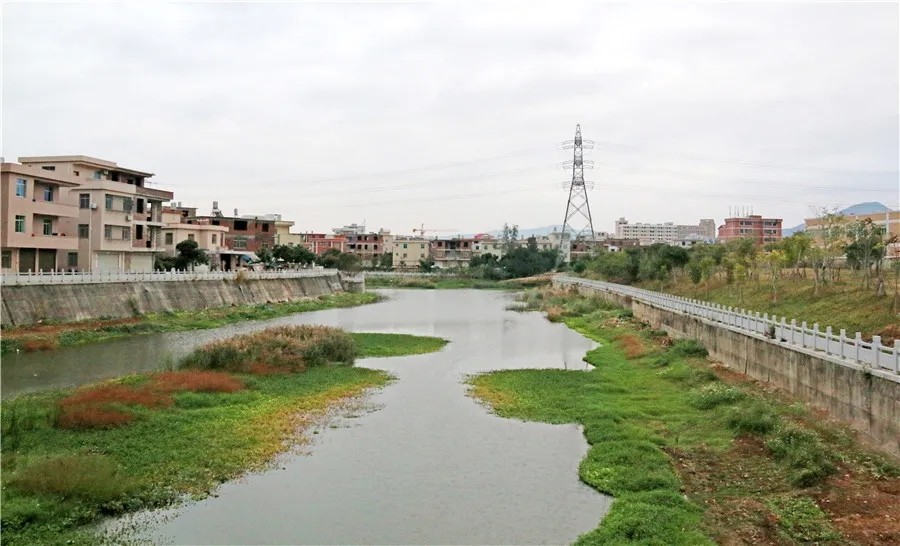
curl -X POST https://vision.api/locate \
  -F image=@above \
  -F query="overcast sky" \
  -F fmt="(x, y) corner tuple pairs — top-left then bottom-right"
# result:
(3, 2), (898, 235)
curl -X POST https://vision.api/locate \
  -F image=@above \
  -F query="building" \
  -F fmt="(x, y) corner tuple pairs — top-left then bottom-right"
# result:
(17, 156), (174, 272)
(472, 235), (505, 259)
(431, 237), (478, 269)
(160, 207), (229, 265)
(187, 202), (277, 252)
(301, 233), (347, 255)
(615, 218), (716, 245)
(804, 210), (899, 240)
(1, 162), (81, 272)
(392, 237), (431, 270)
(717, 215), (782, 245)
(673, 234), (715, 248)
(345, 229), (393, 267)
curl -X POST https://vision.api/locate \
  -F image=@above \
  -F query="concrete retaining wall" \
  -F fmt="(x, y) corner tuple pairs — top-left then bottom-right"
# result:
(1, 274), (344, 327)
(565, 283), (900, 455)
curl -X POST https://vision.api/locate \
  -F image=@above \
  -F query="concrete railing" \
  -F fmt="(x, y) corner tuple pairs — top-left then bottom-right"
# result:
(363, 271), (445, 278)
(556, 276), (900, 377)
(1, 269), (338, 286)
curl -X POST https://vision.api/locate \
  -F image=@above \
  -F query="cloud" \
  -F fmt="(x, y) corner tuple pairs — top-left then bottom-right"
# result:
(2, 2), (897, 233)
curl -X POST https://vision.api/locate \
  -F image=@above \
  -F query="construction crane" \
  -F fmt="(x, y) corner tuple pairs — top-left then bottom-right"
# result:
(412, 224), (458, 237)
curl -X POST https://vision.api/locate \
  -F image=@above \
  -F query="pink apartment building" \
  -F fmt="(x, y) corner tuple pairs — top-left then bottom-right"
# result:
(10, 156), (174, 272)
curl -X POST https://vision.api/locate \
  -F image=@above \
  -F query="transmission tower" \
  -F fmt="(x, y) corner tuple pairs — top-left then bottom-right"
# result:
(557, 124), (595, 265)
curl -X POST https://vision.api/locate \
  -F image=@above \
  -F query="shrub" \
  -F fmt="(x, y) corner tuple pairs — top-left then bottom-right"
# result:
(767, 426), (836, 487)
(545, 306), (565, 322)
(726, 400), (778, 435)
(8, 455), (137, 503)
(181, 325), (357, 373)
(671, 339), (708, 358)
(21, 337), (59, 352)
(153, 371), (244, 393)
(689, 384), (745, 410)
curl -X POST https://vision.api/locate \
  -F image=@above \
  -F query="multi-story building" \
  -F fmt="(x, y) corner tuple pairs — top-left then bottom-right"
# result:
(614, 217), (716, 245)
(717, 215), (782, 245)
(181, 202), (277, 256)
(161, 207), (229, 261)
(17, 156), (174, 272)
(431, 237), (478, 269)
(345, 229), (393, 267)
(302, 233), (347, 255)
(804, 210), (899, 240)
(1, 162), (81, 272)
(392, 237), (431, 270)
(472, 235), (505, 259)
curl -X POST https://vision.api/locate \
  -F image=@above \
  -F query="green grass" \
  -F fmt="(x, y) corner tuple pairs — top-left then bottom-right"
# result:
(350, 333), (448, 357)
(642, 273), (895, 337)
(468, 288), (895, 544)
(767, 496), (842, 543)
(1, 292), (382, 354)
(0, 329), (444, 545)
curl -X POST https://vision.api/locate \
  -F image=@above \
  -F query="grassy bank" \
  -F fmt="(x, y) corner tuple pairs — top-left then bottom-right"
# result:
(1, 326), (447, 545)
(634, 273), (896, 340)
(0, 292), (382, 355)
(469, 288), (899, 545)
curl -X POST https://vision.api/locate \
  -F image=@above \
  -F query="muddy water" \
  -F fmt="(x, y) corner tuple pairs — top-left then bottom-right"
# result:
(9, 290), (611, 544)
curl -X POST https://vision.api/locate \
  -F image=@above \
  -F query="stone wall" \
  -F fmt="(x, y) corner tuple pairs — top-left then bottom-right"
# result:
(565, 282), (900, 455)
(1, 274), (344, 327)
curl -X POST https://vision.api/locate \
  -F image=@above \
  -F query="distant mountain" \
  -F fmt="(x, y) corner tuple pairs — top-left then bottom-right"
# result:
(783, 202), (893, 236)
(840, 202), (892, 216)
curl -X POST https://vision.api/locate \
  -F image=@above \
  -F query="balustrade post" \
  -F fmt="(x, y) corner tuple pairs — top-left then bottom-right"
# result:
(825, 326), (832, 355)
(855, 332), (862, 362)
(893, 340), (900, 374)
(873, 336), (882, 369)
(839, 329), (846, 359)
(790, 319), (797, 344)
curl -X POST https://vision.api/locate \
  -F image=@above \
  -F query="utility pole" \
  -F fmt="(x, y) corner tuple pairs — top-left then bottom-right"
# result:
(557, 124), (595, 266)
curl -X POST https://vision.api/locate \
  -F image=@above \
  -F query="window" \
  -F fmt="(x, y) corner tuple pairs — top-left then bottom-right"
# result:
(14, 215), (25, 233)
(1, 251), (11, 269)
(105, 194), (114, 210)
(122, 227), (131, 240)
(262, 223), (270, 232)
(136, 199), (145, 214)
(67, 252), (78, 267)
(135, 224), (144, 240)
(78, 224), (89, 238)
(43, 218), (53, 236)
(43, 186), (54, 201)
(74, 170), (80, 176)
(403, 243), (408, 248)
(212, 220), (220, 226)
(15, 178), (26, 197)
(123, 198), (133, 212)
(233, 236), (247, 249)
(165, 233), (173, 245)
(104, 225), (113, 239)
(79, 193), (91, 209)
(41, 165), (56, 171)
(187, 233), (195, 241)
(212, 234), (217, 244)
(94, 170), (103, 180)
(233, 220), (248, 231)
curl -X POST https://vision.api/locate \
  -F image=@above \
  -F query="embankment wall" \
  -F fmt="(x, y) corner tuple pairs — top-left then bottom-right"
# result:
(565, 283), (900, 456)
(1, 274), (344, 327)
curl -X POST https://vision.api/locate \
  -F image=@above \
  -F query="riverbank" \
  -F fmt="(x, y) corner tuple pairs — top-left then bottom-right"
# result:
(632, 273), (897, 341)
(0, 292), (381, 355)
(470, 288), (899, 545)
(0, 328), (447, 546)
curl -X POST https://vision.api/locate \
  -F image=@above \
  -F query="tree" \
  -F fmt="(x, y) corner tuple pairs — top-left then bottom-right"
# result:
(377, 252), (393, 270)
(174, 239), (209, 271)
(419, 258), (436, 272)
(846, 219), (887, 291)
(765, 249), (788, 302)
(501, 223), (520, 254)
(255, 247), (273, 268)
(810, 207), (846, 282)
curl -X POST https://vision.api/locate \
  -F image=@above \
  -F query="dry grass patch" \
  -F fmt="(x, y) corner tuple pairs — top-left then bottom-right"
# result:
(20, 338), (59, 352)
(55, 407), (134, 430)
(153, 370), (244, 393)
(618, 334), (647, 359)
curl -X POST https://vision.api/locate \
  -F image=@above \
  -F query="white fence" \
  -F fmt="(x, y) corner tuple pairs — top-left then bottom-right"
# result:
(1, 269), (339, 286)
(556, 276), (900, 376)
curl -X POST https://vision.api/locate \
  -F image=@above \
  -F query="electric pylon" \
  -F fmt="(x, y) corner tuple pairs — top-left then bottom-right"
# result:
(557, 124), (595, 265)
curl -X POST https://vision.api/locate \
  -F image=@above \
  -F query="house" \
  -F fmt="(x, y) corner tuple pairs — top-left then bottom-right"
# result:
(16, 155), (174, 272)
(1, 162), (80, 272)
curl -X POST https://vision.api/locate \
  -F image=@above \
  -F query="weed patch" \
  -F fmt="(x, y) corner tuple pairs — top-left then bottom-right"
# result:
(8, 455), (137, 503)
(617, 334), (647, 359)
(767, 496), (842, 543)
(767, 426), (836, 487)
(690, 384), (745, 410)
(153, 371), (245, 393)
(726, 400), (779, 435)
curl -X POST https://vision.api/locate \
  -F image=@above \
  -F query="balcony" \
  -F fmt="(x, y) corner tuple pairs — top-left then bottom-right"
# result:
(28, 199), (79, 218)
(2, 231), (78, 251)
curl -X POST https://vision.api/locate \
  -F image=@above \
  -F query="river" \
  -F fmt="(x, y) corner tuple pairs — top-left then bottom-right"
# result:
(6, 289), (612, 544)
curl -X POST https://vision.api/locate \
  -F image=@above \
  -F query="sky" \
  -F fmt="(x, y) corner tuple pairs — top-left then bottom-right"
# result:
(2, 2), (898, 236)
